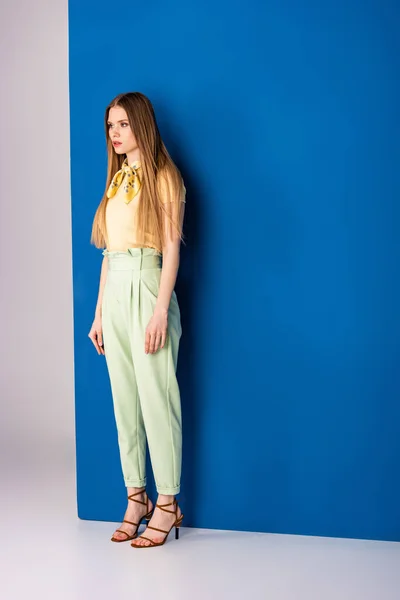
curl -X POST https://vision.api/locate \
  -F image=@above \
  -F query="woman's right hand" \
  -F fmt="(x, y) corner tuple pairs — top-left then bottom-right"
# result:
(88, 314), (105, 355)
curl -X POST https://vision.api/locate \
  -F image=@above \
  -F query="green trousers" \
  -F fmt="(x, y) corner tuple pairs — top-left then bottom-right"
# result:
(101, 247), (182, 495)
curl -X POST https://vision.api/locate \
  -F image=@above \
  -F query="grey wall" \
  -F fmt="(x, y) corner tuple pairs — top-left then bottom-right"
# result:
(0, 0), (75, 486)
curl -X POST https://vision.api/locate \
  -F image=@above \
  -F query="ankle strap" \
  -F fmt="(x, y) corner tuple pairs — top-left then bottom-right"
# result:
(155, 497), (178, 514)
(128, 489), (147, 506)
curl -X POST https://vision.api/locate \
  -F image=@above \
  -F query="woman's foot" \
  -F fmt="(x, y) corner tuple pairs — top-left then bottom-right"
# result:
(111, 487), (154, 541)
(131, 494), (182, 547)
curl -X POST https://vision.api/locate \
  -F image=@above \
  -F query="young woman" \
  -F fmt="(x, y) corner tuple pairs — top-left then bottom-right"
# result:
(88, 92), (186, 548)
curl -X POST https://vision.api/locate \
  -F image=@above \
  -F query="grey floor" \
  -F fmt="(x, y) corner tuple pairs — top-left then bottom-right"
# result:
(2, 457), (399, 600)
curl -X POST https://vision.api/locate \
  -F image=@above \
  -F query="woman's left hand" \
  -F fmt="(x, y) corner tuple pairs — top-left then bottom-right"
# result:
(145, 307), (168, 354)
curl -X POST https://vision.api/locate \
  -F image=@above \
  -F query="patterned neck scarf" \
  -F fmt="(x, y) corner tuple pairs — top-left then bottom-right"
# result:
(106, 157), (142, 204)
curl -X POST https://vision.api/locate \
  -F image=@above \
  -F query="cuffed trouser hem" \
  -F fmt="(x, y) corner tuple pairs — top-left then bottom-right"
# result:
(125, 479), (147, 488)
(156, 485), (180, 495)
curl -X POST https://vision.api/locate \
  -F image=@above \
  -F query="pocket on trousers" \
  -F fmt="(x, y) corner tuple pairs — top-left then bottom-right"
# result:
(104, 275), (122, 306)
(141, 274), (180, 307)
(140, 272), (161, 302)
(141, 273), (182, 335)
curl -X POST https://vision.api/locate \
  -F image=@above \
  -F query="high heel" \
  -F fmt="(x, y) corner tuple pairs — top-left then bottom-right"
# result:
(175, 513), (183, 540)
(110, 488), (154, 543)
(131, 497), (184, 548)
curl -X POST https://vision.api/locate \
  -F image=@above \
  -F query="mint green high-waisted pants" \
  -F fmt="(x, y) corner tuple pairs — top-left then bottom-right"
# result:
(101, 247), (182, 495)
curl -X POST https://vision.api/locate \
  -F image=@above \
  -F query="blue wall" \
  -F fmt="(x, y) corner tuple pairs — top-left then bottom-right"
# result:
(69, 0), (400, 541)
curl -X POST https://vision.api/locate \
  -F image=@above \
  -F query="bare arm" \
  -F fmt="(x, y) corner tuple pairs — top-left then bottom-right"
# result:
(155, 242), (180, 313)
(88, 254), (108, 355)
(95, 255), (108, 318)
(155, 193), (185, 312)
(145, 189), (185, 354)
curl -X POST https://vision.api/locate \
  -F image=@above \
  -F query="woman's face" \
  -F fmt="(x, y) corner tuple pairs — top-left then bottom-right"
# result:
(107, 106), (138, 156)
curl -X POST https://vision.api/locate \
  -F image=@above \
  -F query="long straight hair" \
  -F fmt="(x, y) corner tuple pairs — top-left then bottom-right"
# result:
(90, 92), (186, 251)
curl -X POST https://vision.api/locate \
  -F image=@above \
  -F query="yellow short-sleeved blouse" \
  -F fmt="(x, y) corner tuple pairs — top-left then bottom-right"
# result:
(104, 164), (186, 253)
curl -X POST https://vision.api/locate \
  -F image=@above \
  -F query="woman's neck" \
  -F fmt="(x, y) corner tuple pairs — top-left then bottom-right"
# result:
(126, 151), (141, 165)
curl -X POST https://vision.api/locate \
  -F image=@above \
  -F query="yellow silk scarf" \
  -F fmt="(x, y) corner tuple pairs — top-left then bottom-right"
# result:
(106, 158), (142, 204)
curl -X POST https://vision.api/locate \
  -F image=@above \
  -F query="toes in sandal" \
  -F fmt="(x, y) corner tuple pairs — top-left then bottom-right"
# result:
(130, 497), (184, 548)
(111, 488), (153, 543)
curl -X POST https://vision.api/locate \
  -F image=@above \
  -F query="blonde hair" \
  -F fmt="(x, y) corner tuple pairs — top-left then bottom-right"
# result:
(90, 92), (186, 251)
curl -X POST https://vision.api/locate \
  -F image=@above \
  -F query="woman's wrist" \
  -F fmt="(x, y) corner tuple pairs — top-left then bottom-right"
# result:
(154, 304), (169, 315)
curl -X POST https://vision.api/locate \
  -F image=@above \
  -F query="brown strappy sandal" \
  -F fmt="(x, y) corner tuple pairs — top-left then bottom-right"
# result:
(110, 488), (154, 543)
(130, 497), (184, 548)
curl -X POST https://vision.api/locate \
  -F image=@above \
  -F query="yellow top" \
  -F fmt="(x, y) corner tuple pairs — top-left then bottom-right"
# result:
(104, 160), (186, 253)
